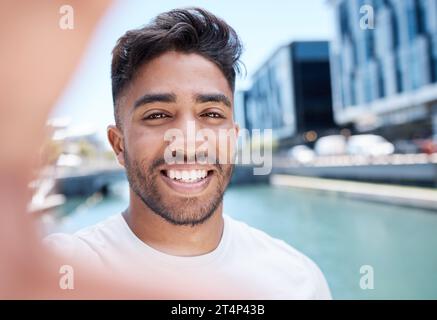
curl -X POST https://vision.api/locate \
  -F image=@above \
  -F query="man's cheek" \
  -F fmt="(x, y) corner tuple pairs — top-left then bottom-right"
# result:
(217, 128), (238, 164)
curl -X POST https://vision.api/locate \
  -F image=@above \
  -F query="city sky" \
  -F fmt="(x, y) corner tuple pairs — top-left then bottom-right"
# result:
(52, 0), (335, 144)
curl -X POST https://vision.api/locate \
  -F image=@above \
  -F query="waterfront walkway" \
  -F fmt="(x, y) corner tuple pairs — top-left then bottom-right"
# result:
(271, 174), (437, 211)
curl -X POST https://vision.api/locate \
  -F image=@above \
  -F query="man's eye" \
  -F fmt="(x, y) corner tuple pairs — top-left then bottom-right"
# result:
(144, 113), (170, 120)
(201, 112), (224, 119)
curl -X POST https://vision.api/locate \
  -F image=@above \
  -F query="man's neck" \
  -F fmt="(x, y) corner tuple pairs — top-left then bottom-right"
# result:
(123, 193), (224, 257)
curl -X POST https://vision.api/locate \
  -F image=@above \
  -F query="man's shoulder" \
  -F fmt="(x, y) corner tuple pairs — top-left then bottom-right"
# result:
(44, 213), (124, 260)
(225, 214), (307, 259)
(224, 214), (332, 299)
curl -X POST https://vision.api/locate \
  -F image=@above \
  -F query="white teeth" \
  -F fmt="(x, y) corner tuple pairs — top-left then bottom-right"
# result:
(165, 169), (208, 182)
(182, 170), (189, 180)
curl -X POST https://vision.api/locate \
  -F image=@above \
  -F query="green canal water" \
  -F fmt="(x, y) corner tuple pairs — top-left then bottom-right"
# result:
(56, 182), (437, 299)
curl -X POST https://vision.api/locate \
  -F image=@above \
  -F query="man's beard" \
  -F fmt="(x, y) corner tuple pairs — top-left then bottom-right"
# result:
(123, 152), (233, 226)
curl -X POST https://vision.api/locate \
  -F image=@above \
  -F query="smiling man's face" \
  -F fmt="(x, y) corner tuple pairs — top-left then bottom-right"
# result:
(109, 51), (238, 226)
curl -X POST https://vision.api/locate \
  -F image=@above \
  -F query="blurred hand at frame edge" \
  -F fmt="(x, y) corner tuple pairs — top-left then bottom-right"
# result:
(0, 0), (238, 300)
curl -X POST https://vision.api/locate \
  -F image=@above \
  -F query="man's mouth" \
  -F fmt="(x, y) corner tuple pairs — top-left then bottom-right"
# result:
(159, 167), (215, 194)
(163, 169), (209, 182)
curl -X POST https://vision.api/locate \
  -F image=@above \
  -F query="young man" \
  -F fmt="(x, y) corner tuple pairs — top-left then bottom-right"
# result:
(46, 7), (331, 299)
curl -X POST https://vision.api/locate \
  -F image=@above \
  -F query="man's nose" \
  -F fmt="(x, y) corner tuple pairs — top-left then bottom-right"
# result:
(171, 117), (209, 163)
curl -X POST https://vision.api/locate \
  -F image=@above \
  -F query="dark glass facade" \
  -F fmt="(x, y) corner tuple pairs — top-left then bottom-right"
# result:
(235, 41), (338, 145)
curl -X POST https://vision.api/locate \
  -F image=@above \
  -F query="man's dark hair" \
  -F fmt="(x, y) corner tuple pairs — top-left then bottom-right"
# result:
(111, 7), (243, 125)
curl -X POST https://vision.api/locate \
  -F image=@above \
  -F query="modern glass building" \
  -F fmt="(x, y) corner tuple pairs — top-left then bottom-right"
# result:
(330, 0), (437, 139)
(236, 41), (338, 146)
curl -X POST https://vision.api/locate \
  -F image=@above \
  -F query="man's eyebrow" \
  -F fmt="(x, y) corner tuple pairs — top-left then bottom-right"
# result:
(133, 93), (177, 109)
(194, 93), (232, 108)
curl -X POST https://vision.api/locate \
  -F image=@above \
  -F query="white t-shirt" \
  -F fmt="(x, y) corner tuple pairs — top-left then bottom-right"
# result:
(45, 213), (331, 299)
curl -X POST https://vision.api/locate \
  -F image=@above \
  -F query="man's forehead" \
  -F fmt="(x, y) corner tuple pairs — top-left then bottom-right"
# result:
(130, 51), (233, 94)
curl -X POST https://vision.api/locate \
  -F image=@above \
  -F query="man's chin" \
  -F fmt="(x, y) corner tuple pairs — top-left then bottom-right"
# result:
(152, 192), (213, 224)
(155, 208), (216, 226)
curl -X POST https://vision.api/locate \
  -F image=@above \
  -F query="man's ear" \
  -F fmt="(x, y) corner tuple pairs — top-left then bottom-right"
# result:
(107, 125), (125, 167)
(235, 123), (240, 137)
